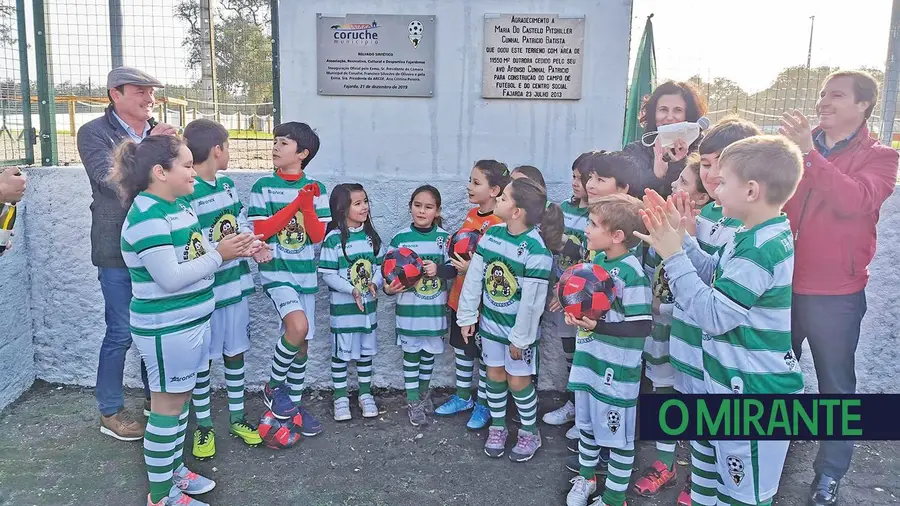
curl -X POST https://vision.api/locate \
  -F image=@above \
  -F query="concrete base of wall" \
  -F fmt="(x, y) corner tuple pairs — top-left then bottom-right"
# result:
(1, 167), (898, 409)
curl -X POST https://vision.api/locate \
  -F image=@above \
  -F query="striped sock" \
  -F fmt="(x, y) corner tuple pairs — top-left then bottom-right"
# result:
(269, 335), (299, 387)
(486, 377), (508, 428)
(602, 443), (635, 506)
(191, 361), (212, 428)
(357, 355), (373, 395)
(144, 412), (179, 503)
(418, 352), (435, 395)
(656, 440), (677, 470)
(403, 352), (421, 402)
(171, 402), (190, 474)
(223, 355), (246, 423)
(511, 382), (538, 433)
(579, 429), (600, 479)
(476, 361), (488, 406)
(287, 354), (307, 405)
(332, 357), (348, 400)
(454, 348), (474, 400)
(691, 440), (719, 505)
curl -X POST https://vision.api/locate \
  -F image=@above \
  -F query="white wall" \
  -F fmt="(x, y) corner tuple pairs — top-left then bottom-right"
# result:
(1, 167), (898, 405)
(277, 0), (633, 182)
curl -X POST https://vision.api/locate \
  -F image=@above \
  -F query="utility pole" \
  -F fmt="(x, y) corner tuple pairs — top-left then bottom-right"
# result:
(880, 0), (900, 145)
(200, 0), (218, 117)
(806, 15), (815, 69)
(109, 0), (124, 68)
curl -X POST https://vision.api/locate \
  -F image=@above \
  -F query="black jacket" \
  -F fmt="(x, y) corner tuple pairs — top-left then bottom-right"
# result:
(621, 138), (702, 199)
(76, 106), (149, 268)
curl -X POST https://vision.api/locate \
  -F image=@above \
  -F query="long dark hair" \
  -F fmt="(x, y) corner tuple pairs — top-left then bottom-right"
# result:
(409, 184), (443, 229)
(508, 178), (564, 253)
(108, 135), (185, 204)
(640, 80), (707, 134)
(474, 159), (511, 195)
(570, 152), (592, 205)
(511, 165), (546, 189)
(326, 183), (382, 261)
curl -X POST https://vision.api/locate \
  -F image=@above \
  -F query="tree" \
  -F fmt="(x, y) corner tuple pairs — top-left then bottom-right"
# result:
(174, 0), (272, 110)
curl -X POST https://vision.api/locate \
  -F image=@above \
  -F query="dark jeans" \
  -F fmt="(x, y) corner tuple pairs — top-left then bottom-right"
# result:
(96, 267), (150, 416)
(791, 290), (867, 480)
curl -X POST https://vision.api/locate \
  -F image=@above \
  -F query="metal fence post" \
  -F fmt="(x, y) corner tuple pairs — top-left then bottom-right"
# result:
(33, 0), (57, 166)
(270, 0), (281, 127)
(16, 0), (34, 165)
(880, 0), (900, 146)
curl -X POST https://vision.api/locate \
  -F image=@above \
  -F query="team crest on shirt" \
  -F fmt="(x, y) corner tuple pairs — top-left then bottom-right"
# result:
(710, 217), (725, 236)
(184, 231), (207, 261)
(606, 410), (621, 434)
(276, 212), (307, 253)
(603, 367), (614, 387)
(179, 202), (195, 218)
(210, 212), (238, 242)
(609, 267), (620, 279)
(222, 182), (233, 199)
(731, 376), (744, 395)
(483, 260), (518, 306)
(784, 351), (799, 371)
(348, 258), (374, 293)
(479, 221), (491, 232)
(516, 241), (528, 257)
(726, 455), (745, 486)
(436, 235), (445, 251)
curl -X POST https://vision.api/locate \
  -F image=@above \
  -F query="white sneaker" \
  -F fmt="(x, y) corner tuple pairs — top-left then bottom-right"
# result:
(334, 397), (351, 421)
(358, 393), (378, 418)
(565, 424), (580, 440)
(543, 400), (576, 425)
(566, 475), (597, 506)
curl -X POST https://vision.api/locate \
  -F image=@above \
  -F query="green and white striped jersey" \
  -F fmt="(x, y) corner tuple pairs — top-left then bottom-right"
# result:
(185, 174), (254, 309)
(388, 225), (450, 338)
(643, 244), (674, 370)
(318, 227), (384, 335)
(568, 251), (652, 407)
(472, 224), (553, 345)
(247, 172), (330, 295)
(556, 200), (590, 273)
(121, 192), (216, 336)
(669, 202), (742, 390)
(700, 215), (802, 395)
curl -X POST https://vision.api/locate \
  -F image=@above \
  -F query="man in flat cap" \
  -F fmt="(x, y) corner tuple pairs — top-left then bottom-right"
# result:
(77, 66), (178, 442)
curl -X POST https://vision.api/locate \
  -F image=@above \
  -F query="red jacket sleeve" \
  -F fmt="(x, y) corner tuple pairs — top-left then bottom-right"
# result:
(253, 183), (324, 242)
(803, 147), (899, 218)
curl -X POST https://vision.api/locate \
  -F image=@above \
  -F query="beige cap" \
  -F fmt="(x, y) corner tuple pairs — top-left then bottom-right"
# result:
(107, 66), (164, 89)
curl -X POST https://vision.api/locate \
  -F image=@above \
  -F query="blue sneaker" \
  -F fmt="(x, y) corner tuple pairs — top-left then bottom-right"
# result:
(435, 395), (474, 416)
(297, 405), (323, 437)
(466, 403), (491, 430)
(264, 383), (299, 420)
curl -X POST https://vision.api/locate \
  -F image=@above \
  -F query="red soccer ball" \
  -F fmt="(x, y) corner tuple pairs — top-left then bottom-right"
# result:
(557, 263), (617, 321)
(449, 228), (482, 261)
(258, 410), (301, 450)
(382, 247), (425, 288)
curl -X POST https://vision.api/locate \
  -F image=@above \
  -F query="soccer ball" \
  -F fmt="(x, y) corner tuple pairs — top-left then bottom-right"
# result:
(557, 262), (616, 321)
(408, 20), (424, 36)
(382, 247), (425, 288)
(258, 410), (301, 450)
(449, 228), (481, 261)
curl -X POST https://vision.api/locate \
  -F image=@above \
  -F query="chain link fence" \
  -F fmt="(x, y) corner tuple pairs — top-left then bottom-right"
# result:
(0, 0), (33, 166)
(4, 0), (275, 168)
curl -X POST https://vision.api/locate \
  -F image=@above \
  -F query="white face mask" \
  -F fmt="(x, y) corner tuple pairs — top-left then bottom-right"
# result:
(641, 117), (710, 148)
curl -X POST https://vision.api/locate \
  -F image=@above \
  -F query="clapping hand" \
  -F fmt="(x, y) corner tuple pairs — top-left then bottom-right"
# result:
(633, 203), (686, 260)
(778, 110), (814, 154)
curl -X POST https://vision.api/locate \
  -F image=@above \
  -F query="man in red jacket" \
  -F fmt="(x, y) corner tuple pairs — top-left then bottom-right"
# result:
(780, 70), (899, 506)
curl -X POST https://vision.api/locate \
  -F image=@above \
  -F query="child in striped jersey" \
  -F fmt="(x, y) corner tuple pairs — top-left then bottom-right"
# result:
(639, 136), (804, 506)
(544, 154), (591, 429)
(183, 120), (266, 460)
(564, 194), (652, 506)
(435, 160), (509, 430)
(249, 121), (330, 436)
(385, 185), (452, 426)
(110, 136), (260, 506)
(319, 184), (385, 421)
(458, 178), (563, 463)
(663, 118), (761, 505)
(633, 154), (710, 497)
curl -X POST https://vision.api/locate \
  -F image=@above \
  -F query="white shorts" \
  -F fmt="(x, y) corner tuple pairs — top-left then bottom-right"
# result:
(574, 390), (635, 449)
(674, 370), (706, 394)
(210, 299), (251, 357)
(644, 324), (675, 388)
(333, 332), (378, 361)
(265, 286), (316, 340)
(397, 334), (445, 355)
(134, 320), (211, 394)
(711, 439), (789, 504)
(479, 336), (538, 377)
